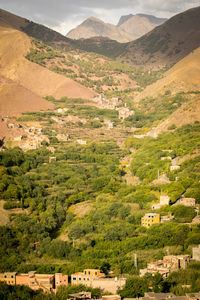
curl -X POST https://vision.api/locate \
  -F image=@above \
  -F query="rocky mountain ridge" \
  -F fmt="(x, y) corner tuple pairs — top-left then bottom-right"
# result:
(66, 14), (167, 42)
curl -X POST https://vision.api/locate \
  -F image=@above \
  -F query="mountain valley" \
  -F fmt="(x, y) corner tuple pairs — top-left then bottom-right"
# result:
(0, 5), (200, 300)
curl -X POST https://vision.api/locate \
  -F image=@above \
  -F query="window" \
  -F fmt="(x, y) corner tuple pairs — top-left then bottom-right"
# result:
(88, 271), (90, 275)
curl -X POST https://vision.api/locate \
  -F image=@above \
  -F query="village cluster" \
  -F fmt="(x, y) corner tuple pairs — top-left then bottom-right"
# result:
(0, 245), (200, 295)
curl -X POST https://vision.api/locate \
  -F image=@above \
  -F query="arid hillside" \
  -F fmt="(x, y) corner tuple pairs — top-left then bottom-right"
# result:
(152, 96), (200, 136)
(0, 22), (95, 116)
(0, 76), (52, 117)
(135, 47), (200, 101)
(119, 6), (200, 68)
(0, 27), (54, 116)
(133, 48), (200, 136)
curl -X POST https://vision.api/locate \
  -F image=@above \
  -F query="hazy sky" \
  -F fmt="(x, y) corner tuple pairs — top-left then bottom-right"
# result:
(1, 0), (200, 34)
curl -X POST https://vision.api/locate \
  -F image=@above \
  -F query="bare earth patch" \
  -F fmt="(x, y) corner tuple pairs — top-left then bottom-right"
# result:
(69, 201), (93, 218)
(0, 200), (27, 226)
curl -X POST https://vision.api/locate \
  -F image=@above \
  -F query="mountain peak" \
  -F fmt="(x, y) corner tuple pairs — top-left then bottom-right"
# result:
(86, 16), (103, 23)
(117, 14), (133, 26)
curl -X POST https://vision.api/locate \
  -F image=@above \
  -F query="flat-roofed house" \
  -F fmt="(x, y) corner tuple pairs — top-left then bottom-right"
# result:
(71, 269), (105, 285)
(55, 273), (68, 291)
(141, 213), (160, 228)
(16, 271), (55, 292)
(71, 269), (126, 294)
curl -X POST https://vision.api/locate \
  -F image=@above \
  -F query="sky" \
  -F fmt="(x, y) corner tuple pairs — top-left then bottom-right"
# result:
(1, 0), (200, 35)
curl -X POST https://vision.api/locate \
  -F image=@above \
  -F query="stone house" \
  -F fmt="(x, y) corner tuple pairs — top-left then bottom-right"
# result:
(7, 123), (15, 129)
(104, 119), (114, 129)
(56, 134), (70, 141)
(163, 255), (190, 270)
(116, 107), (135, 120)
(170, 165), (180, 171)
(77, 139), (87, 145)
(161, 157), (172, 161)
(140, 261), (170, 278)
(152, 196), (170, 210)
(175, 198), (196, 207)
(57, 108), (68, 114)
(160, 196), (170, 206)
(140, 255), (190, 278)
(93, 95), (120, 110)
(192, 245), (200, 261)
(55, 273), (68, 290)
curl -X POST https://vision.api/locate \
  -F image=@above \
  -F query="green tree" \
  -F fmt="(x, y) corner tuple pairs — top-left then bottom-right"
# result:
(118, 276), (149, 298)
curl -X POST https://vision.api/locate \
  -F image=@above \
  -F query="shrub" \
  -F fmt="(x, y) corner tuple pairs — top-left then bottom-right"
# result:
(3, 201), (21, 209)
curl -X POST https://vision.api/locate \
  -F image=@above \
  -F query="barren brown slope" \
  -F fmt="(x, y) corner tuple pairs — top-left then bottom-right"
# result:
(12, 58), (96, 99)
(134, 48), (200, 136)
(0, 27), (54, 115)
(0, 26), (95, 108)
(119, 6), (200, 69)
(135, 47), (200, 101)
(148, 96), (200, 137)
(0, 76), (52, 116)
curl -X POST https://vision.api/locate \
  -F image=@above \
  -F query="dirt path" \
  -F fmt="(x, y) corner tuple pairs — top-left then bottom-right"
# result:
(120, 148), (141, 185)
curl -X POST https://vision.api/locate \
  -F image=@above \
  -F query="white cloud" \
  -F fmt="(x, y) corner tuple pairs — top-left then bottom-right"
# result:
(52, 20), (82, 35)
